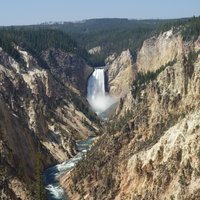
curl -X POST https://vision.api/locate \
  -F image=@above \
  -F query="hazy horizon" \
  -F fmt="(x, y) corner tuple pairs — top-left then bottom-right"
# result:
(1, 17), (197, 27)
(1, 0), (200, 26)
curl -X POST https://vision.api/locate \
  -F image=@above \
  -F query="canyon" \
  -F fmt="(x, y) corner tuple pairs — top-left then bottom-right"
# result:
(61, 30), (200, 200)
(0, 17), (200, 200)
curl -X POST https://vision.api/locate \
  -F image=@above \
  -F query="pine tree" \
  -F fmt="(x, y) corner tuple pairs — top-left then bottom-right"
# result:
(34, 145), (46, 200)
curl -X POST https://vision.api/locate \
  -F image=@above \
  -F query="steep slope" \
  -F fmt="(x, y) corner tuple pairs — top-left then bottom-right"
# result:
(42, 48), (93, 95)
(137, 30), (183, 73)
(0, 45), (100, 199)
(61, 30), (200, 200)
(105, 49), (137, 98)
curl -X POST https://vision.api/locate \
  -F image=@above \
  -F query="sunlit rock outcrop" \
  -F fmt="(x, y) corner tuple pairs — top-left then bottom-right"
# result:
(106, 49), (137, 98)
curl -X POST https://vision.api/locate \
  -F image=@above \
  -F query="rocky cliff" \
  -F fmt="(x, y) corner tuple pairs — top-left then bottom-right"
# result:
(137, 30), (183, 73)
(42, 48), (93, 95)
(61, 31), (200, 200)
(0, 46), (100, 199)
(105, 49), (137, 98)
(116, 31), (200, 118)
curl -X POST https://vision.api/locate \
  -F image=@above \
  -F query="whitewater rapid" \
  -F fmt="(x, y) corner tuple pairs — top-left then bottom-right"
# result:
(44, 137), (96, 200)
(87, 68), (115, 114)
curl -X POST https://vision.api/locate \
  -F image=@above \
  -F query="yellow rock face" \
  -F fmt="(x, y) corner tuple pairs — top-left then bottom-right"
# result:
(106, 49), (137, 98)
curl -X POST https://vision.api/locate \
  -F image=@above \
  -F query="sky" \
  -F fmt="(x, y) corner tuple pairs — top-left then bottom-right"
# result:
(1, 0), (200, 26)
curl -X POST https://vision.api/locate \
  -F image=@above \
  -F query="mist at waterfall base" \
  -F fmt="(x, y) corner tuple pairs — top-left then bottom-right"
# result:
(87, 68), (115, 114)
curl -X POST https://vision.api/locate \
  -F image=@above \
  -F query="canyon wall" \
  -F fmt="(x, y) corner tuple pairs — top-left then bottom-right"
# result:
(42, 48), (93, 95)
(105, 49), (137, 98)
(0, 47), (100, 199)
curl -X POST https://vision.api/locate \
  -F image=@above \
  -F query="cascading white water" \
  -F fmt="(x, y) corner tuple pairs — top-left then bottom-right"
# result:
(44, 137), (96, 200)
(87, 68), (115, 114)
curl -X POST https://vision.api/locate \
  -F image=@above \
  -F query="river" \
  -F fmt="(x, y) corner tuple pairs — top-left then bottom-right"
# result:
(44, 137), (96, 200)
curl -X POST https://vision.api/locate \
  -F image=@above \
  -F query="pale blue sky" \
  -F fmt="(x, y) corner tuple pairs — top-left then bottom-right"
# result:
(1, 0), (200, 26)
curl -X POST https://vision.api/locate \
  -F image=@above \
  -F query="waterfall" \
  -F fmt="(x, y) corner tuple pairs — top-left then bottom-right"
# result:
(87, 68), (115, 114)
